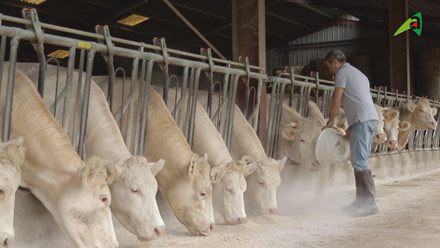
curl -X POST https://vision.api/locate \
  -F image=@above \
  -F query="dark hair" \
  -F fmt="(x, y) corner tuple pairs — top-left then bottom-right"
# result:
(325, 50), (346, 63)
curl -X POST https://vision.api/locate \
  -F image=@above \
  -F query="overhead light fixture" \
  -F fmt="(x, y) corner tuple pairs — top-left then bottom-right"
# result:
(20, 0), (47, 5)
(117, 14), (149, 27)
(48, 49), (69, 59)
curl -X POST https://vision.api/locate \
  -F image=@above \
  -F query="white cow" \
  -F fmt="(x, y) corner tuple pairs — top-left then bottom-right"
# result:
(380, 107), (411, 149)
(0, 138), (24, 247)
(193, 102), (255, 225)
(1, 66), (118, 248)
(231, 105), (287, 215)
(399, 98), (438, 149)
(278, 102), (325, 171)
(144, 89), (215, 235)
(17, 63), (166, 241)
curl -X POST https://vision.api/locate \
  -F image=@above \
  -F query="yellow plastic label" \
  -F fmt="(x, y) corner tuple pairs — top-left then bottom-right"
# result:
(78, 41), (91, 50)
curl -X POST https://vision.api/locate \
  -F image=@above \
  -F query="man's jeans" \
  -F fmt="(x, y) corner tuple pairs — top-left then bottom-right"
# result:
(349, 120), (378, 171)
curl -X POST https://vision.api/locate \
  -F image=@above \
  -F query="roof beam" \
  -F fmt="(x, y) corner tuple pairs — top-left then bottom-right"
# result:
(168, 1), (227, 19)
(266, 11), (309, 28)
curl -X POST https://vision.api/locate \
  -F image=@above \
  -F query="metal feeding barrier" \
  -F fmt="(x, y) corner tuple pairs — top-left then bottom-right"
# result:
(265, 66), (440, 159)
(0, 8), (265, 156)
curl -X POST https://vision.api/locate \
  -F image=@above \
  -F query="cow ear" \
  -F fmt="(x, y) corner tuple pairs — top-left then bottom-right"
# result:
(281, 122), (298, 141)
(209, 167), (224, 184)
(406, 101), (416, 112)
(278, 157), (288, 172)
(431, 107), (438, 117)
(384, 109), (399, 121)
(148, 159), (165, 176)
(82, 157), (118, 186)
(186, 154), (199, 179)
(399, 121), (411, 132)
(241, 156), (256, 177)
(4, 137), (25, 166)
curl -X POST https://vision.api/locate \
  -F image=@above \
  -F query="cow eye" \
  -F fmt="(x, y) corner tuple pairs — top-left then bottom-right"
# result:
(131, 188), (139, 193)
(225, 186), (233, 193)
(419, 109), (424, 112)
(300, 139), (305, 143)
(199, 191), (207, 197)
(0, 189), (4, 197)
(259, 181), (265, 187)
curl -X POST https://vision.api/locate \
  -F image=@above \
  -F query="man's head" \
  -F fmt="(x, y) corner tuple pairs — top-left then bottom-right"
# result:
(324, 50), (346, 75)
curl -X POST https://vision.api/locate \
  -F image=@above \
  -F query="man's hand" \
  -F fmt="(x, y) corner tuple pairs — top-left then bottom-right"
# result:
(342, 127), (350, 140)
(325, 119), (334, 129)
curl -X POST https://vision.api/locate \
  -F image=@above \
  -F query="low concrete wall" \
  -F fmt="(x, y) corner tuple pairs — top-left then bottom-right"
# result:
(12, 150), (440, 247)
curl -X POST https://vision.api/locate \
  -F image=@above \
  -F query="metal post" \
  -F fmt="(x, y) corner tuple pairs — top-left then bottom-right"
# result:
(153, 38), (170, 104)
(46, 57), (60, 116)
(78, 49), (95, 158)
(273, 82), (286, 158)
(138, 61), (154, 155)
(188, 68), (201, 148)
(0, 36), (7, 96)
(201, 48), (214, 117)
(133, 57), (146, 155)
(72, 49), (85, 148)
(2, 37), (19, 142)
(225, 74), (239, 149)
(96, 25), (116, 112)
(125, 54), (140, 153)
(61, 47), (76, 132)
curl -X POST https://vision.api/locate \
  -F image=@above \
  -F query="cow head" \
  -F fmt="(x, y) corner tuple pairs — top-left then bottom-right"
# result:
(210, 156), (255, 225)
(163, 153), (214, 236)
(405, 98), (438, 130)
(279, 117), (322, 171)
(382, 108), (410, 149)
(57, 156), (118, 248)
(245, 157), (286, 215)
(0, 138), (24, 248)
(373, 105), (387, 144)
(110, 155), (165, 241)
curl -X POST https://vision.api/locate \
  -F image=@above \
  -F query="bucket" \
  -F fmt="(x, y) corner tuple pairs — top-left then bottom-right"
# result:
(315, 128), (350, 165)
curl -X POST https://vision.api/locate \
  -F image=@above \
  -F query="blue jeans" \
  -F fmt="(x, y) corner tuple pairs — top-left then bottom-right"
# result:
(349, 120), (378, 171)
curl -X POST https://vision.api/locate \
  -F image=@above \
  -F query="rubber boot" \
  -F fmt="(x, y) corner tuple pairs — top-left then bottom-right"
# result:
(352, 169), (378, 217)
(341, 171), (363, 213)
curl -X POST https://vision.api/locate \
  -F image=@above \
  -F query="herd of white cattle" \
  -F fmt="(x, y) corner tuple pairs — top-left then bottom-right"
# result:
(0, 62), (437, 248)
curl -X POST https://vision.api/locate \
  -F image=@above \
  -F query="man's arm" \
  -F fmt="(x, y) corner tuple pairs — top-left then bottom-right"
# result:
(325, 87), (344, 128)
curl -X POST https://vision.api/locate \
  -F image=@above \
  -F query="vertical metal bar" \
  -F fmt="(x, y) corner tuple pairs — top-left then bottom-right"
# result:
(78, 49), (95, 158)
(46, 58), (60, 116)
(244, 79), (250, 118)
(125, 56), (140, 153)
(207, 73), (214, 118)
(139, 61), (154, 155)
(2, 37), (19, 142)
(225, 74), (239, 149)
(188, 68), (201, 148)
(0, 36), (7, 98)
(133, 59), (147, 155)
(36, 49), (46, 98)
(184, 68), (195, 138)
(252, 78), (262, 131)
(273, 82), (286, 158)
(161, 67), (170, 105)
(266, 81), (278, 155)
(177, 66), (189, 129)
(72, 49), (85, 148)
(62, 47), (76, 133)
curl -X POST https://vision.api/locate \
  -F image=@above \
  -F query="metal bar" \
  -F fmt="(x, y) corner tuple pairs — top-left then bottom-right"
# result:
(2, 37), (19, 142)
(78, 49), (95, 158)
(61, 47), (76, 132)
(0, 36), (7, 99)
(184, 68), (195, 138)
(188, 68), (201, 148)
(175, 66), (189, 130)
(1, 14), (263, 70)
(273, 82), (286, 157)
(139, 61), (154, 155)
(46, 57), (60, 116)
(225, 75), (239, 149)
(72, 49), (85, 148)
(266, 81), (278, 154)
(133, 58), (147, 155)
(0, 25), (267, 80)
(252, 78), (263, 131)
(125, 55), (140, 153)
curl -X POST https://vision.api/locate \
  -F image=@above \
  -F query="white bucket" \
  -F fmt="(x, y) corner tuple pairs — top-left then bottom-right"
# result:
(315, 128), (350, 165)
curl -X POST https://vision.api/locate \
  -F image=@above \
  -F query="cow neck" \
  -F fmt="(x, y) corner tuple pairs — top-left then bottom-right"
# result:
(9, 70), (81, 200)
(231, 105), (267, 161)
(84, 82), (132, 164)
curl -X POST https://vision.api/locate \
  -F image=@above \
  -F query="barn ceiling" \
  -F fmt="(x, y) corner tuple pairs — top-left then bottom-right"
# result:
(1, 0), (440, 62)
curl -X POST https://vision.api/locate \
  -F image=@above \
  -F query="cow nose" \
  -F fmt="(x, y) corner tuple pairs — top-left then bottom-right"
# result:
(375, 133), (385, 141)
(237, 217), (247, 224)
(154, 225), (165, 236)
(269, 207), (278, 214)
(0, 233), (13, 248)
(209, 223), (215, 231)
(387, 140), (397, 148)
(430, 121), (437, 128)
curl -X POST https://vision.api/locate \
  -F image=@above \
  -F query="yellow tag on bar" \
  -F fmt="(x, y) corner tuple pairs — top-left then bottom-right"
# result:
(78, 41), (91, 50)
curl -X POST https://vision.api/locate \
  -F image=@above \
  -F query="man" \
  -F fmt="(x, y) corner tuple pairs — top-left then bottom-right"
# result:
(324, 50), (379, 217)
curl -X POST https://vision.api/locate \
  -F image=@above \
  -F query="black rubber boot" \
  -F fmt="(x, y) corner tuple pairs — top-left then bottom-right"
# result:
(352, 169), (378, 217)
(341, 171), (363, 213)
